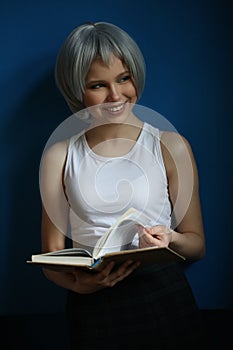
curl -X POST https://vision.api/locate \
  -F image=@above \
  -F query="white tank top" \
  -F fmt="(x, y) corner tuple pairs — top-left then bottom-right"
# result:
(64, 122), (171, 251)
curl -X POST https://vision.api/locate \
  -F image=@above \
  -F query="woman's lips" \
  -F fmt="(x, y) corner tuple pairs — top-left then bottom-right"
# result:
(103, 102), (127, 115)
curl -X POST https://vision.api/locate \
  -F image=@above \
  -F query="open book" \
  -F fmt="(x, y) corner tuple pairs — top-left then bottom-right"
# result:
(27, 208), (185, 272)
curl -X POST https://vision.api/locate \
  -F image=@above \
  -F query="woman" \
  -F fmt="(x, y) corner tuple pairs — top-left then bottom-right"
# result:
(40, 22), (205, 349)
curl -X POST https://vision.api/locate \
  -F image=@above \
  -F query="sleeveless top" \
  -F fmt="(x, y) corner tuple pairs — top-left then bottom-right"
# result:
(64, 122), (171, 252)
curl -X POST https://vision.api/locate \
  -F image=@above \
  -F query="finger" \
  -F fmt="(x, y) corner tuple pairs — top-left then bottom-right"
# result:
(136, 224), (146, 237)
(150, 225), (164, 234)
(116, 259), (134, 272)
(140, 232), (156, 245)
(150, 225), (171, 236)
(139, 232), (162, 249)
(109, 261), (141, 286)
(122, 261), (141, 277)
(139, 233), (150, 248)
(108, 260), (135, 280)
(99, 261), (116, 278)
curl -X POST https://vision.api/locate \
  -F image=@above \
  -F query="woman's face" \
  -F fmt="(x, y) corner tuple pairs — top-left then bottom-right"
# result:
(83, 55), (137, 123)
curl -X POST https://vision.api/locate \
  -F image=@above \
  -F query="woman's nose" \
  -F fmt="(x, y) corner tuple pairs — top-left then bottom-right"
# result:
(106, 84), (121, 102)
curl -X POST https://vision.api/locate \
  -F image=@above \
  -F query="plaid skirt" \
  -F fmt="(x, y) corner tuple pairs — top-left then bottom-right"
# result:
(66, 262), (203, 350)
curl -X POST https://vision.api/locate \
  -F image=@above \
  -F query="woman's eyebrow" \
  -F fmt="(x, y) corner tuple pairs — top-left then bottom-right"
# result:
(86, 71), (131, 85)
(117, 70), (130, 76)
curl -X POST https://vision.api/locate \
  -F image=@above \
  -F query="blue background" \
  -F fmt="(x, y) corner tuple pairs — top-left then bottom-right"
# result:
(1, 0), (232, 314)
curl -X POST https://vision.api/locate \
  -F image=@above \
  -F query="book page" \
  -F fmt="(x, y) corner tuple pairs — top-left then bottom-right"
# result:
(30, 254), (93, 266)
(93, 208), (154, 259)
(42, 247), (92, 257)
(29, 248), (93, 266)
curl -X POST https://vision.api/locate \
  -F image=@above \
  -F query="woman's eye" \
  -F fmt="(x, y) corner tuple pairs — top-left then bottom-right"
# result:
(119, 75), (131, 83)
(90, 83), (104, 89)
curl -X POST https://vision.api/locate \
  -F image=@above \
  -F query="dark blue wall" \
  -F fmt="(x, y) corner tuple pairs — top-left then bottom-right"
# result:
(1, 0), (232, 314)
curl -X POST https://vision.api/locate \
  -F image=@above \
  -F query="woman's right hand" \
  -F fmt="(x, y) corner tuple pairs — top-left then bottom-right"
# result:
(71, 260), (140, 294)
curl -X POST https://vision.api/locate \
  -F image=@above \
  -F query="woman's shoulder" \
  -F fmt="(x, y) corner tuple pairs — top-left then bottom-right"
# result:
(160, 131), (193, 157)
(143, 123), (192, 154)
(41, 140), (69, 173)
(159, 131), (195, 178)
(42, 130), (85, 160)
(43, 140), (68, 159)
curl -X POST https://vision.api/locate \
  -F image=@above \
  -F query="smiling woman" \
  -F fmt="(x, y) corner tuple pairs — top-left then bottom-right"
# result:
(55, 22), (145, 116)
(83, 56), (138, 124)
(40, 21), (205, 350)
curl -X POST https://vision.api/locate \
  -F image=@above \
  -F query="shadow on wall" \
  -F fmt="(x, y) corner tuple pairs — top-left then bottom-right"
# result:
(3, 69), (86, 314)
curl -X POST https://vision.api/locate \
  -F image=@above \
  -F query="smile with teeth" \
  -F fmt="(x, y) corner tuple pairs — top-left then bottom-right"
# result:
(105, 103), (125, 113)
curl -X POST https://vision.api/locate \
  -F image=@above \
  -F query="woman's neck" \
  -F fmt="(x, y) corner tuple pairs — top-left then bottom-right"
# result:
(86, 115), (143, 141)
(85, 116), (144, 157)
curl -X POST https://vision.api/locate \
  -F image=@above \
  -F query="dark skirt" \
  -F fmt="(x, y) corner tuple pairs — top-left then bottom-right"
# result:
(66, 262), (203, 350)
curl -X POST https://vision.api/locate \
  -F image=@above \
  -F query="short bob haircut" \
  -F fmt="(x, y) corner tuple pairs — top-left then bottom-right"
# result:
(55, 21), (146, 118)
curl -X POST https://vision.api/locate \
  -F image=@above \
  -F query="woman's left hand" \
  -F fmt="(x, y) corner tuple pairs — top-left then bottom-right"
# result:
(137, 225), (173, 249)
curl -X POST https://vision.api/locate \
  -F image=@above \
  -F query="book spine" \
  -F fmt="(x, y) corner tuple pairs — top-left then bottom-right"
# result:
(90, 258), (103, 269)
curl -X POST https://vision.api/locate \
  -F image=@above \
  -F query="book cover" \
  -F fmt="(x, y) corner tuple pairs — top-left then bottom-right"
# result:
(27, 208), (185, 272)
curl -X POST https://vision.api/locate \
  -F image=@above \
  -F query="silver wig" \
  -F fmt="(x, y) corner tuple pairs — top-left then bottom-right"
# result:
(55, 22), (146, 117)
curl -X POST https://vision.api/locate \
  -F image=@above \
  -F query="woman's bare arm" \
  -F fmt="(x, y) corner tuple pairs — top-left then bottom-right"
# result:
(139, 132), (205, 261)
